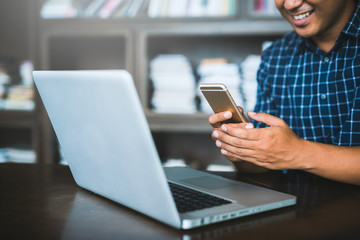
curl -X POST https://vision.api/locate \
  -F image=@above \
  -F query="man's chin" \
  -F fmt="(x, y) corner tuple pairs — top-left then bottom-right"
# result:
(293, 27), (316, 39)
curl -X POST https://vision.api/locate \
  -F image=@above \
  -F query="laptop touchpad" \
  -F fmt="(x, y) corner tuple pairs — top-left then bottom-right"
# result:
(180, 176), (238, 190)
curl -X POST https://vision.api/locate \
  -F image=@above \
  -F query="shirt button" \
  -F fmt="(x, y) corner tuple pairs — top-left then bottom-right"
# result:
(324, 57), (330, 62)
(321, 94), (327, 100)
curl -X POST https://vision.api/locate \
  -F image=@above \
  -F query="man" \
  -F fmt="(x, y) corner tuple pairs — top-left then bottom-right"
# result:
(209, 0), (360, 185)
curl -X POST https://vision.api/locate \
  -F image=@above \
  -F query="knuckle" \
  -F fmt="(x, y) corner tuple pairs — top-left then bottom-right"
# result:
(279, 119), (287, 126)
(233, 129), (247, 139)
(240, 130), (249, 138)
(234, 138), (243, 147)
(266, 130), (276, 139)
(258, 154), (268, 162)
(233, 138), (242, 147)
(235, 148), (245, 157)
(258, 140), (269, 151)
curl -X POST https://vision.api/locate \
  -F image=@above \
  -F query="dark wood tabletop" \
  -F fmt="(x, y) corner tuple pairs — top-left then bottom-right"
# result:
(1, 163), (360, 240)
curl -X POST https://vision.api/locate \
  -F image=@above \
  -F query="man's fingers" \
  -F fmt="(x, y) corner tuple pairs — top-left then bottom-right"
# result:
(219, 146), (269, 168)
(209, 111), (232, 127)
(220, 123), (260, 141)
(226, 122), (254, 129)
(214, 129), (257, 149)
(248, 111), (286, 127)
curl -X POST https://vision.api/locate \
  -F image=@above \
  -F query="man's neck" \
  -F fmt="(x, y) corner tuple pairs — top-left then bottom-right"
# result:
(312, 34), (340, 53)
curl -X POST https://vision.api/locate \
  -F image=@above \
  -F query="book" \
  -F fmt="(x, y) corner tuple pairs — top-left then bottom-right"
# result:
(112, 0), (133, 17)
(41, 0), (78, 19)
(187, 0), (206, 17)
(253, 0), (279, 16)
(83, 0), (107, 17)
(73, 0), (93, 16)
(148, 0), (165, 17)
(167, 0), (189, 17)
(206, 0), (224, 17)
(126, 0), (146, 17)
(99, 0), (124, 18)
(134, 0), (150, 17)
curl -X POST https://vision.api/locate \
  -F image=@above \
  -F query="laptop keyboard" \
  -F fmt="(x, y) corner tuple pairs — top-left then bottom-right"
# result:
(168, 182), (232, 213)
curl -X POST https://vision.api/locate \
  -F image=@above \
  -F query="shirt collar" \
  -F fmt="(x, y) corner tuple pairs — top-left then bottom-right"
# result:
(341, 2), (360, 38)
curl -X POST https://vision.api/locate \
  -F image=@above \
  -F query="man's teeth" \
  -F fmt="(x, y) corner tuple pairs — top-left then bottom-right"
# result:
(293, 11), (311, 20)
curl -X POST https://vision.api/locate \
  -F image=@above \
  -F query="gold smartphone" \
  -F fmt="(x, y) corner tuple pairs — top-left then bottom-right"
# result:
(200, 83), (248, 123)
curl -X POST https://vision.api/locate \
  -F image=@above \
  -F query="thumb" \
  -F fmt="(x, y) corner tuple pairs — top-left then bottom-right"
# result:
(247, 111), (285, 127)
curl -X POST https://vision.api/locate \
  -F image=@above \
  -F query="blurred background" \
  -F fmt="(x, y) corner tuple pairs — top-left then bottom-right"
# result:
(0, 0), (291, 170)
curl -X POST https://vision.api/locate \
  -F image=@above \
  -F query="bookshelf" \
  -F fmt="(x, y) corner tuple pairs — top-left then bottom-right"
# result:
(0, 1), (41, 164)
(34, 0), (292, 166)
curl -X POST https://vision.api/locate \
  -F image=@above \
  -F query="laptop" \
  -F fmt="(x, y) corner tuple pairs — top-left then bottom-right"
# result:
(33, 70), (296, 229)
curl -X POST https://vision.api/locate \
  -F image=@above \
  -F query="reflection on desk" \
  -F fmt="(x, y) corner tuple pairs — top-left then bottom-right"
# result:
(1, 164), (360, 240)
(61, 190), (296, 240)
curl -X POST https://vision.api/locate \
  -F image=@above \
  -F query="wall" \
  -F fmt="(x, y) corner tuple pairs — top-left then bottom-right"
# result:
(0, 0), (31, 63)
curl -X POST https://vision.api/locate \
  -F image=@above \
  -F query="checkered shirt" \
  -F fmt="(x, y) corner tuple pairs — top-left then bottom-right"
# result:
(254, 4), (360, 146)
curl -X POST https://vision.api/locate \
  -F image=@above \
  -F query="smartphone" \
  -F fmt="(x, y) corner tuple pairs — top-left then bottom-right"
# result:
(200, 83), (248, 123)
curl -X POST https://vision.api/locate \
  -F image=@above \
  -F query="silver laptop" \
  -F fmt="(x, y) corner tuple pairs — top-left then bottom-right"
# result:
(33, 70), (296, 229)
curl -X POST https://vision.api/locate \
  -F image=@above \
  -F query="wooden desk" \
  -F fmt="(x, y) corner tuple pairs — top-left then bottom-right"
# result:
(1, 164), (360, 240)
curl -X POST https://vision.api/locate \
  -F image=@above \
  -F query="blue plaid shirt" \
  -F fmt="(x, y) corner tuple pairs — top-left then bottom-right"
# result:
(254, 3), (360, 146)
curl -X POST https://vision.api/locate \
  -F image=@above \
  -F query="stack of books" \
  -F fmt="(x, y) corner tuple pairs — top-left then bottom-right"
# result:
(0, 60), (35, 111)
(150, 54), (197, 114)
(4, 85), (35, 111)
(240, 55), (261, 112)
(197, 58), (243, 114)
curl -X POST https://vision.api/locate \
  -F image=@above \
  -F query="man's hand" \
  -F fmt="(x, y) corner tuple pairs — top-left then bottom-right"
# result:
(209, 109), (251, 162)
(209, 110), (267, 173)
(210, 111), (309, 171)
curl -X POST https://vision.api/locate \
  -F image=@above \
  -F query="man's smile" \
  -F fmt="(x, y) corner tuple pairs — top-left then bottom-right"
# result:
(293, 10), (314, 20)
(290, 9), (315, 26)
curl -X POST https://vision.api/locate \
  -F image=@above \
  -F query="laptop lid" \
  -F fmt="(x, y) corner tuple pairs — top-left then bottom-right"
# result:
(33, 70), (181, 228)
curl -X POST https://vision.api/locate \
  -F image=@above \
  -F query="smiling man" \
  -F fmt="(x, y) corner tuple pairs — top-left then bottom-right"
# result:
(209, 0), (360, 185)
